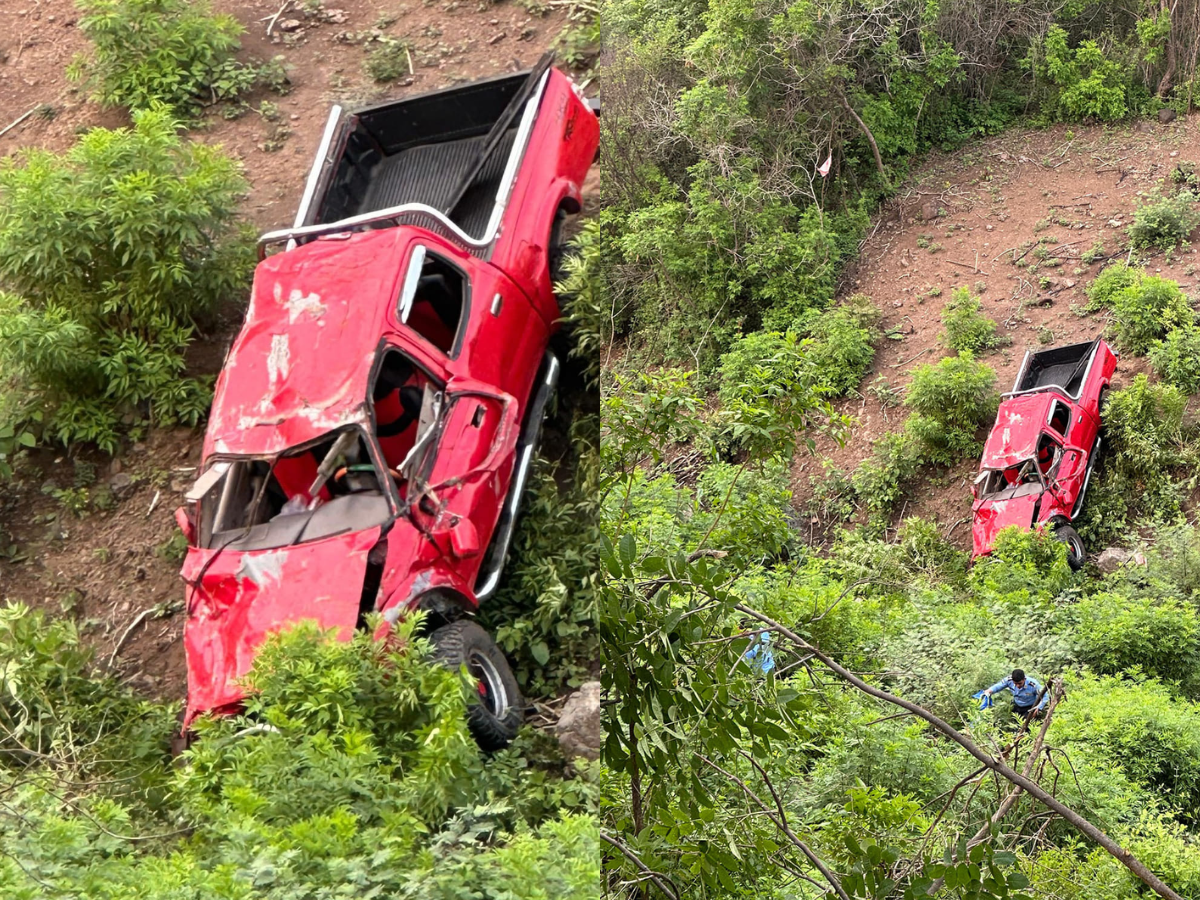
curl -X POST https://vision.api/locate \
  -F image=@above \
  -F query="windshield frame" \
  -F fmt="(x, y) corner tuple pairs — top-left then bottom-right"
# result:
(975, 458), (1047, 503)
(194, 423), (406, 550)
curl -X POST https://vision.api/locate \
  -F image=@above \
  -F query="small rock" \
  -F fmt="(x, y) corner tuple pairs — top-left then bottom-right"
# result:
(131, 442), (146, 454)
(1132, 550), (1148, 566)
(110, 458), (122, 476)
(921, 201), (939, 222)
(1171, 150), (1180, 158)
(985, 224), (994, 231)
(277, 18), (303, 32)
(1159, 108), (1177, 124)
(555, 682), (601, 761)
(1107, 219), (1123, 227)
(109, 472), (134, 495)
(170, 479), (188, 493)
(1095, 547), (1132, 573)
(892, 300), (904, 308)
(488, 32), (506, 44)
(323, 8), (348, 23)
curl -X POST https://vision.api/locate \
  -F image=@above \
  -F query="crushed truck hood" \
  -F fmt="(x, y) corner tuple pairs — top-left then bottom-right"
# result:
(180, 526), (382, 726)
(972, 491), (1042, 558)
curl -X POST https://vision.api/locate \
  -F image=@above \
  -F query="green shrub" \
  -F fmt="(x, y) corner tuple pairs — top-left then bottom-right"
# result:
(1149, 324), (1200, 393)
(365, 37), (413, 83)
(1105, 375), (1188, 491)
(1035, 25), (1133, 122)
(795, 295), (881, 396)
(904, 351), (998, 465)
(1074, 592), (1200, 687)
(0, 107), (253, 452)
(941, 286), (1004, 352)
(1085, 265), (1193, 354)
(69, 0), (286, 115)
(1051, 673), (1200, 824)
(850, 430), (922, 523)
(1128, 194), (1200, 250)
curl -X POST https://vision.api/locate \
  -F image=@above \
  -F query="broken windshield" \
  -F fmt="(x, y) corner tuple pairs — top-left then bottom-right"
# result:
(192, 428), (395, 552)
(975, 460), (1045, 502)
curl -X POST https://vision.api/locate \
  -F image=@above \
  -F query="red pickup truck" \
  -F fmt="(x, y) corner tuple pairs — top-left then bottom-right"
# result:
(971, 338), (1118, 569)
(175, 59), (598, 749)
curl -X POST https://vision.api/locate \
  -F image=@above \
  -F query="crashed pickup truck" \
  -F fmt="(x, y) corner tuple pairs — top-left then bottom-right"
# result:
(174, 58), (598, 750)
(971, 338), (1117, 570)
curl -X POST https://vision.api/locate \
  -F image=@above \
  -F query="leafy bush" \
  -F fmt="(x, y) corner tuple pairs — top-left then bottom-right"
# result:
(850, 430), (922, 523)
(1051, 673), (1200, 824)
(1034, 25), (1134, 122)
(795, 295), (881, 396)
(1149, 324), (1200, 393)
(904, 351), (999, 465)
(0, 614), (601, 899)
(1128, 194), (1200, 250)
(365, 37), (413, 83)
(941, 286), (1004, 352)
(0, 107), (253, 452)
(69, 0), (286, 115)
(1104, 375), (1189, 497)
(1085, 265), (1193, 354)
(1073, 592), (1200, 687)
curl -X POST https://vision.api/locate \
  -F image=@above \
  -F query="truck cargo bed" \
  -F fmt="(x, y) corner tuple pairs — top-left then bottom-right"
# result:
(359, 130), (517, 238)
(1009, 339), (1098, 397)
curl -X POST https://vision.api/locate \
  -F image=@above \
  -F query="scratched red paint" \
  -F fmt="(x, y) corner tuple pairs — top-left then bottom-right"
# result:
(177, 68), (598, 730)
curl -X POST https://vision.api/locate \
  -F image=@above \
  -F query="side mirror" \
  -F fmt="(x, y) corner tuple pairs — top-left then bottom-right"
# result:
(448, 518), (480, 559)
(174, 506), (195, 545)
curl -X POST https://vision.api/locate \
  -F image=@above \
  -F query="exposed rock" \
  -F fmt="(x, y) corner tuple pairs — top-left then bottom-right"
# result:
(322, 8), (349, 23)
(1095, 547), (1132, 573)
(555, 681), (601, 761)
(110, 458), (122, 476)
(921, 201), (939, 221)
(277, 18), (303, 32)
(109, 472), (134, 496)
(1159, 108), (1177, 124)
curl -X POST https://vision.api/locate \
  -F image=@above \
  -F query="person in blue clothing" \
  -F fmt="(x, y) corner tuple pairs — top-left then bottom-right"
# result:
(983, 669), (1048, 720)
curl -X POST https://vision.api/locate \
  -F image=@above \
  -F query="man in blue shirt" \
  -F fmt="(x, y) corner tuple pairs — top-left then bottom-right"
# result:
(984, 669), (1048, 719)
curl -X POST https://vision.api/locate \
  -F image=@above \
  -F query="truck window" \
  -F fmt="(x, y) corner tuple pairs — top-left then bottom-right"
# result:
(1049, 400), (1070, 436)
(398, 245), (467, 355)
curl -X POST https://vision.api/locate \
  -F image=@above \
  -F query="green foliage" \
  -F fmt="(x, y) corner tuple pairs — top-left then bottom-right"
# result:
(1149, 324), (1200, 394)
(904, 351), (999, 465)
(1128, 193), (1200, 250)
(1072, 591), (1200, 688)
(1085, 264), (1194, 354)
(0, 615), (600, 898)
(941, 286), (1004, 352)
(1033, 25), (1135, 122)
(365, 37), (412, 82)
(1103, 375), (1194, 513)
(0, 107), (252, 452)
(795, 294), (882, 396)
(69, 0), (286, 115)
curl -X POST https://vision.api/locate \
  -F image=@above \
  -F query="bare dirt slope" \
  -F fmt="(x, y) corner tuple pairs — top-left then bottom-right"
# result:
(794, 117), (1200, 547)
(0, 0), (586, 701)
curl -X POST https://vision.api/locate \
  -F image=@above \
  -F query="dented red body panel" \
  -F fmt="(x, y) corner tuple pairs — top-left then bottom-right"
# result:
(970, 339), (1117, 560)
(179, 68), (597, 728)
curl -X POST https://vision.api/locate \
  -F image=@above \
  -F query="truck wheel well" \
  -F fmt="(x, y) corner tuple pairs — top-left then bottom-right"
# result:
(415, 589), (475, 631)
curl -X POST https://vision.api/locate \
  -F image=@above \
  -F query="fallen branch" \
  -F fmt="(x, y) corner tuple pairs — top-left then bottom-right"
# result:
(107, 609), (153, 670)
(734, 604), (1184, 900)
(0, 106), (39, 140)
(601, 830), (681, 900)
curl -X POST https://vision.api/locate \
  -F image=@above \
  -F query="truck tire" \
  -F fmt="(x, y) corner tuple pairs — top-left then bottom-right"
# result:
(428, 620), (523, 752)
(1054, 524), (1086, 571)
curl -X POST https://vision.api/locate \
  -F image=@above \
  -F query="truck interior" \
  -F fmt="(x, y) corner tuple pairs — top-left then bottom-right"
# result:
(196, 430), (391, 552)
(314, 69), (540, 238)
(371, 350), (444, 482)
(398, 246), (467, 355)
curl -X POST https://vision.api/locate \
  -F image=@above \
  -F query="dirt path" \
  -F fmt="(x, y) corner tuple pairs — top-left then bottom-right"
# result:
(0, 0), (590, 700)
(793, 117), (1200, 546)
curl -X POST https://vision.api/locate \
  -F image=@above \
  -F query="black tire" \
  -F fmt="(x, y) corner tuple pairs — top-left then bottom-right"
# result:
(1054, 523), (1086, 570)
(428, 620), (523, 752)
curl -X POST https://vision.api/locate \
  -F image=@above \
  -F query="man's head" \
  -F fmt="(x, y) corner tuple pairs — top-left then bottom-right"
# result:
(1012, 668), (1026, 687)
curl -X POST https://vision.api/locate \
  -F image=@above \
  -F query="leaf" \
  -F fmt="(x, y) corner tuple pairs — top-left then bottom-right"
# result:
(530, 641), (550, 666)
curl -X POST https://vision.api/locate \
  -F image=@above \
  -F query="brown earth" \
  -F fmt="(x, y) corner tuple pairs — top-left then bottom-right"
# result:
(0, 0), (592, 702)
(793, 117), (1200, 549)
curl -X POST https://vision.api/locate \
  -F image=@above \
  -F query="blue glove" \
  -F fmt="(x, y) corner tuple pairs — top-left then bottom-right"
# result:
(743, 633), (775, 674)
(972, 690), (993, 710)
